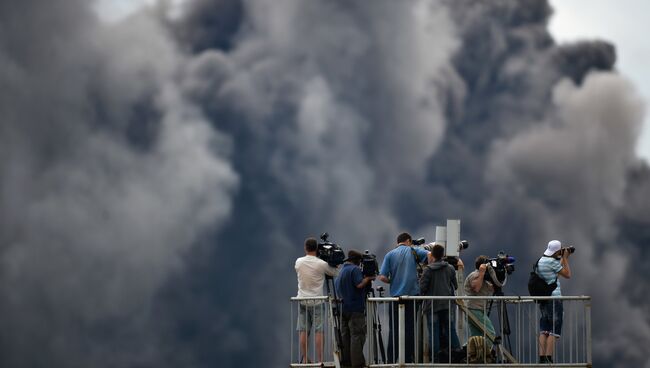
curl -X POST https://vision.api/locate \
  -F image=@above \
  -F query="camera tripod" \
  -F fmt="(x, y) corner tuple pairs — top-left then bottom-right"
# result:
(367, 285), (387, 364)
(324, 275), (343, 367)
(487, 287), (513, 363)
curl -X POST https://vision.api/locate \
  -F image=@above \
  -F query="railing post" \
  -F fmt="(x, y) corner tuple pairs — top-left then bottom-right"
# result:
(585, 298), (592, 366)
(399, 302), (405, 366)
(367, 299), (374, 365)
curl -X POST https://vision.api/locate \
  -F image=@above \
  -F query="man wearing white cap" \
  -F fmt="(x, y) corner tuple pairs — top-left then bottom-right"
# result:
(536, 240), (572, 364)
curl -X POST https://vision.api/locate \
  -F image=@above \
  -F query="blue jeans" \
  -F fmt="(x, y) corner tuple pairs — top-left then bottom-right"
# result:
(426, 309), (460, 361)
(539, 300), (563, 337)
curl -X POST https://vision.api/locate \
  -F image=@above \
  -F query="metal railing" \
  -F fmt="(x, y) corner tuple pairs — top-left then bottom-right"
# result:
(290, 296), (339, 367)
(289, 295), (591, 367)
(365, 295), (592, 367)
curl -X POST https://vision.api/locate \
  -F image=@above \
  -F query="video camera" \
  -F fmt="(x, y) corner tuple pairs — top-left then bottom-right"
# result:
(318, 233), (346, 267)
(484, 251), (516, 285)
(361, 250), (379, 277)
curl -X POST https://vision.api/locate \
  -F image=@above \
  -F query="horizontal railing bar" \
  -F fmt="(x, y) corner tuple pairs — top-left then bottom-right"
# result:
(365, 295), (590, 301)
(290, 296), (329, 301)
(367, 297), (400, 301)
(368, 364), (591, 367)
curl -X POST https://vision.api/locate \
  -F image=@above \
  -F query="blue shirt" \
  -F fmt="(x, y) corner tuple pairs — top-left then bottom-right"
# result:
(379, 245), (428, 296)
(537, 256), (563, 297)
(335, 263), (366, 313)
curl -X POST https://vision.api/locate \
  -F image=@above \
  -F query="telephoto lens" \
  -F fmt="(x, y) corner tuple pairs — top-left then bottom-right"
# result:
(459, 240), (469, 250)
(412, 238), (425, 246)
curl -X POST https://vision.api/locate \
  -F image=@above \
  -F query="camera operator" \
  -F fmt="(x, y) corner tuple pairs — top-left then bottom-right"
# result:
(463, 256), (496, 343)
(536, 240), (572, 364)
(419, 243), (462, 362)
(334, 250), (375, 368)
(295, 237), (340, 364)
(377, 232), (429, 363)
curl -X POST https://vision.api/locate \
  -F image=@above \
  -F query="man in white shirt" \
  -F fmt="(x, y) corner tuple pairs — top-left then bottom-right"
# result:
(295, 237), (339, 363)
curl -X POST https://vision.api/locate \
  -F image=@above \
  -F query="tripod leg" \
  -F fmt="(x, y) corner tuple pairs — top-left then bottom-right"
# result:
(370, 302), (378, 364)
(376, 303), (386, 363)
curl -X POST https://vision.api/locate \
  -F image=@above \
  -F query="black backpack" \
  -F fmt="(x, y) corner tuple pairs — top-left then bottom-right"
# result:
(527, 258), (557, 296)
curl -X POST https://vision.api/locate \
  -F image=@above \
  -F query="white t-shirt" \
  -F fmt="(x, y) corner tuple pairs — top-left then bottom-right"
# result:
(295, 255), (339, 298)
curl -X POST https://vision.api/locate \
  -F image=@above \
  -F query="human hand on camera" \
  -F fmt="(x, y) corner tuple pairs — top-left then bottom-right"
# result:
(478, 263), (488, 273)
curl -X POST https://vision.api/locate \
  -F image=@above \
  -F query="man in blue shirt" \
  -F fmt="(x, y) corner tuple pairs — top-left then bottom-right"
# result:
(335, 250), (375, 368)
(378, 232), (429, 363)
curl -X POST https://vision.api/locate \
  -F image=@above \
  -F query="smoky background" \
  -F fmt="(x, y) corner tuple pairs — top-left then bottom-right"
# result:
(0, 0), (648, 367)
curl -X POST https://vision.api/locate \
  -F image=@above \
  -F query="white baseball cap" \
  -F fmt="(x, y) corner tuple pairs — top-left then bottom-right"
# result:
(544, 240), (562, 256)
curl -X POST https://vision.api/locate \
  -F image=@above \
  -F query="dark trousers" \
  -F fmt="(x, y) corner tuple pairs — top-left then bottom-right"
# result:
(387, 301), (417, 363)
(340, 311), (366, 368)
(426, 309), (461, 361)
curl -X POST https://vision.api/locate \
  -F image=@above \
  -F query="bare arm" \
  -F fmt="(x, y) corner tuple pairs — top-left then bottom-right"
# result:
(558, 252), (571, 279)
(471, 264), (487, 292)
(378, 275), (390, 284)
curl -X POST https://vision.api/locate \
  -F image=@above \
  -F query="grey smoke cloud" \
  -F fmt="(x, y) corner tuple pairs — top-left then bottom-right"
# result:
(486, 72), (647, 365)
(1, 0), (649, 367)
(0, 1), (237, 367)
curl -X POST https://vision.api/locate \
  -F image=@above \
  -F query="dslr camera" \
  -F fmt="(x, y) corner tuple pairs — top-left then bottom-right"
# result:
(561, 246), (576, 255)
(412, 238), (425, 246)
(318, 233), (346, 267)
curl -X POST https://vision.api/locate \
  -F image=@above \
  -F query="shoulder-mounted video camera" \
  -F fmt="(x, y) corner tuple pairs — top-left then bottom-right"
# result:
(318, 233), (346, 267)
(484, 251), (516, 286)
(361, 250), (379, 277)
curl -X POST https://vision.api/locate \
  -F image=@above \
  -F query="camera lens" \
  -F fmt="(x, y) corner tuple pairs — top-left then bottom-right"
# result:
(412, 238), (425, 246)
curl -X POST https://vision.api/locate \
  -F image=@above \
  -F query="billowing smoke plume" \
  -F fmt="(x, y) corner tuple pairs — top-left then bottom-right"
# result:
(0, 1), (237, 366)
(0, 0), (648, 367)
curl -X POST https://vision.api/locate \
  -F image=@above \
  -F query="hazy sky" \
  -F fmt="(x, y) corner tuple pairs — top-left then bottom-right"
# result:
(549, 0), (650, 160)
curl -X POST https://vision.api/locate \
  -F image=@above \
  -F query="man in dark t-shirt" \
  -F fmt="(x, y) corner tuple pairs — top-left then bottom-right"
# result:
(335, 250), (375, 368)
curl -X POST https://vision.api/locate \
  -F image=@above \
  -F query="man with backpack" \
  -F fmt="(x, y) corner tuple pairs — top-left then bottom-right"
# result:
(535, 240), (572, 364)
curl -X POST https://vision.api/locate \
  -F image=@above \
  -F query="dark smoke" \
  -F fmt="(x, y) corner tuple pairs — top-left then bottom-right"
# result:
(0, 0), (647, 367)
(0, 1), (237, 367)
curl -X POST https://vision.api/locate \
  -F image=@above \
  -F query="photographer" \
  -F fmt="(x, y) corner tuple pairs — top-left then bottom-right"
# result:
(463, 256), (496, 342)
(335, 250), (375, 368)
(419, 243), (462, 362)
(377, 232), (429, 363)
(295, 237), (340, 364)
(536, 240), (572, 364)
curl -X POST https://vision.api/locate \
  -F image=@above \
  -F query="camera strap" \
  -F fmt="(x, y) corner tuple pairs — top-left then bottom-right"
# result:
(534, 257), (558, 285)
(410, 247), (424, 279)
